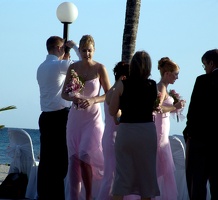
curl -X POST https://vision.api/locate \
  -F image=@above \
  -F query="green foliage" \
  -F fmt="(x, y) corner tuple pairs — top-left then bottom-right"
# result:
(0, 105), (16, 129)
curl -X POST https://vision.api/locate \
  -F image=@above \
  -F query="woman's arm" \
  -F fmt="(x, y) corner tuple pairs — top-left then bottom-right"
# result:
(109, 80), (123, 116)
(94, 64), (111, 104)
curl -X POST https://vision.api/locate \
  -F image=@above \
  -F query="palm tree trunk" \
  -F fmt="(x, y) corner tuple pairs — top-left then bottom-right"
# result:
(122, 0), (141, 63)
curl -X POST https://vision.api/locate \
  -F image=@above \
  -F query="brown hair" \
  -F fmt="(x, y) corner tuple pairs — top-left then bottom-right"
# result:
(46, 36), (65, 52)
(129, 51), (152, 81)
(113, 61), (130, 81)
(158, 57), (179, 77)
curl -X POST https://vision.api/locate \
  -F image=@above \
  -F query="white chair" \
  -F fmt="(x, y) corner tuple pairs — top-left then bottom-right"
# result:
(6, 128), (39, 199)
(169, 135), (189, 200)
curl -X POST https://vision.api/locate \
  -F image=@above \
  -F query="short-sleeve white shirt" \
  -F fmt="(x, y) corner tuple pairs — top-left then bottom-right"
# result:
(37, 54), (72, 112)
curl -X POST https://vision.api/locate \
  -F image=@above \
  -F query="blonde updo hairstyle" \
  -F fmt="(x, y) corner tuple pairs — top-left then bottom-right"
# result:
(158, 57), (179, 77)
(79, 34), (95, 49)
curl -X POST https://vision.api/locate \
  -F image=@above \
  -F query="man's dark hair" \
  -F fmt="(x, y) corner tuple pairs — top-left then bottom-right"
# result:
(202, 49), (218, 68)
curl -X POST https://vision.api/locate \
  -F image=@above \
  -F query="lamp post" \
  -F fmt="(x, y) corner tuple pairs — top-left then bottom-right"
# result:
(56, 2), (78, 53)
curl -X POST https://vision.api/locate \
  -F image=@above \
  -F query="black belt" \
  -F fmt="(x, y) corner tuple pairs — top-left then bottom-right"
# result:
(43, 107), (70, 113)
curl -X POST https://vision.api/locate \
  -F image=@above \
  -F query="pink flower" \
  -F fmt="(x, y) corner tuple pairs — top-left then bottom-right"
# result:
(169, 89), (180, 104)
(64, 69), (85, 95)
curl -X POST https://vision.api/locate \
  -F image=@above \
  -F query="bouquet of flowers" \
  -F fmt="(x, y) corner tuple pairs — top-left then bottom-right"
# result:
(169, 89), (181, 104)
(64, 69), (85, 96)
(169, 89), (185, 122)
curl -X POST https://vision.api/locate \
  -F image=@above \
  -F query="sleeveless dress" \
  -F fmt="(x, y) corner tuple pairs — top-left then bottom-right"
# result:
(96, 102), (117, 200)
(66, 77), (104, 199)
(153, 96), (178, 200)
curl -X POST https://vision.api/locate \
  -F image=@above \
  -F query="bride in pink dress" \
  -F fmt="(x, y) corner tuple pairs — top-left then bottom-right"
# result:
(61, 35), (111, 200)
(153, 57), (185, 200)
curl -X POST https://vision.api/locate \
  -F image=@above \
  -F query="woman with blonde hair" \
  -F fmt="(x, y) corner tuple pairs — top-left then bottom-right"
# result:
(62, 35), (111, 200)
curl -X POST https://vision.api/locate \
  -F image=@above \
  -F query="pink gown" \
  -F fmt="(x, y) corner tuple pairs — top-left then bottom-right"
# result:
(96, 102), (117, 200)
(153, 96), (178, 200)
(66, 78), (104, 199)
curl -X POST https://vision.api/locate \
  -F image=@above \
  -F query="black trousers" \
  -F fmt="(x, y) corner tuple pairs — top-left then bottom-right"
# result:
(37, 108), (69, 200)
(185, 138), (218, 200)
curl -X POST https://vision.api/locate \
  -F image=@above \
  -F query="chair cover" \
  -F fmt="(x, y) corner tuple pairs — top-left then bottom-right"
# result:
(6, 128), (38, 199)
(169, 135), (189, 200)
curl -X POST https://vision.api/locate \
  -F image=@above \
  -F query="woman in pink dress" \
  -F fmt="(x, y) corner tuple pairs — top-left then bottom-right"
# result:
(96, 61), (129, 200)
(61, 35), (111, 200)
(153, 57), (185, 200)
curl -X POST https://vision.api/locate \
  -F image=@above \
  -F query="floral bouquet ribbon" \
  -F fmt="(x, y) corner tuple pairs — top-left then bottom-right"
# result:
(169, 89), (186, 122)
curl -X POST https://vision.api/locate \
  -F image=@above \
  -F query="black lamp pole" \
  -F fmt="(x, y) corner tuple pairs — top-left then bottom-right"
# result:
(63, 22), (71, 54)
(63, 22), (71, 41)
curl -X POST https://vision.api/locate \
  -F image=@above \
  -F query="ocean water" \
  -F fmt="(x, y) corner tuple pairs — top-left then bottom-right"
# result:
(0, 127), (40, 164)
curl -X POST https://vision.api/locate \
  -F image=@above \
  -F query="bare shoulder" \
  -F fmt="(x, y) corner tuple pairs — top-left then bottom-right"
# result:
(93, 61), (108, 78)
(94, 62), (106, 72)
(70, 61), (82, 71)
(157, 82), (168, 99)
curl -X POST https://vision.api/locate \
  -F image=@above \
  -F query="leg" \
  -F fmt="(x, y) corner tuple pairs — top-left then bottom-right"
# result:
(185, 138), (192, 198)
(186, 139), (207, 200)
(69, 155), (82, 200)
(37, 110), (68, 200)
(113, 195), (123, 200)
(209, 152), (218, 200)
(80, 159), (93, 200)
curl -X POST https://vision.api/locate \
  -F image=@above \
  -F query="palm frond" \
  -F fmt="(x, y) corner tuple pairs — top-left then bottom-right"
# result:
(0, 105), (16, 129)
(0, 105), (16, 112)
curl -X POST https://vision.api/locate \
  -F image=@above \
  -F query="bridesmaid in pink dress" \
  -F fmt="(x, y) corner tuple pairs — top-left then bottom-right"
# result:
(153, 57), (185, 200)
(61, 35), (111, 200)
(96, 61), (129, 200)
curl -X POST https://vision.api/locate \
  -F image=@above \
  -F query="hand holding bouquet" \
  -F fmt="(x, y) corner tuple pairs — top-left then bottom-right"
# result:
(169, 89), (186, 122)
(64, 69), (85, 109)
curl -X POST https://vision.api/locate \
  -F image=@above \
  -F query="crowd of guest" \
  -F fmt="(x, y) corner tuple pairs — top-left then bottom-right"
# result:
(36, 34), (218, 200)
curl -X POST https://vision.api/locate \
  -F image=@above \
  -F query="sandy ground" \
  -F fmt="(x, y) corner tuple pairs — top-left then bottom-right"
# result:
(0, 164), (32, 199)
(0, 164), (9, 185)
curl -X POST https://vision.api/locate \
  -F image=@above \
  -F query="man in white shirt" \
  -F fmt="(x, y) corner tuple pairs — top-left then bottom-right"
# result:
(36, 36), (80, 200)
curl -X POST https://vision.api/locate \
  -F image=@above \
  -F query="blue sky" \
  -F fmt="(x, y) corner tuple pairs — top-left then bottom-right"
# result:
(0, 0), (217, 136)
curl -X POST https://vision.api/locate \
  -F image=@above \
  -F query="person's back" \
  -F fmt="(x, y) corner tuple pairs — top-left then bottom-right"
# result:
(183, 49), (218, 200)
(37, 36), (79, 200)
(109, 51), (160, 200)
(120, 79), (157, 123)
(185, 72), (218, 139)
(37, 57), (71, 111)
